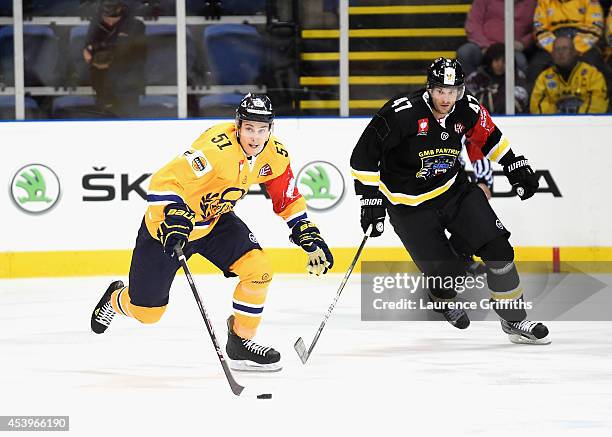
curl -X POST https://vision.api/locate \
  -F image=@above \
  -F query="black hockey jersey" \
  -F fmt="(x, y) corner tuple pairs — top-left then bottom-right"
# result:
(350, 91), (515, 206)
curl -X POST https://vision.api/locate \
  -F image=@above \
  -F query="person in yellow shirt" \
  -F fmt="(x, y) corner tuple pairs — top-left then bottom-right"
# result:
(90, 93), (334, 372)
(606, 6), (612, 74)
(531, 36), (609, 113)
(608, 5), (612, 48)
(528, 0), (606, 84)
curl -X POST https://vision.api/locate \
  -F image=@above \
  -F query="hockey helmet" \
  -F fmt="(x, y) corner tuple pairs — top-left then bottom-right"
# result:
(235, 93), (274, 128)
(426, 57), (465, 99)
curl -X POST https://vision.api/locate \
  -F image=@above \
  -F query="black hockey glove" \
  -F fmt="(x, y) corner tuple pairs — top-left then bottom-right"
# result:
(290, 220), (334, 275)
(503, 155), (539, 201)
(360, 193), (386, 237)
(157, 203), (196, 257)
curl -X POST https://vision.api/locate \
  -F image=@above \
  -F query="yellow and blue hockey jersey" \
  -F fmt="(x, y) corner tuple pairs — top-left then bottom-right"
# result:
(530, 61), (609, 113)
(144, 122), (307, 241)
(533, 0), (604, 53)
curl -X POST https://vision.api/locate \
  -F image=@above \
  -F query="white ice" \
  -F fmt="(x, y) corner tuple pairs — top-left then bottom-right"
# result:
(1, 274), (611, 437)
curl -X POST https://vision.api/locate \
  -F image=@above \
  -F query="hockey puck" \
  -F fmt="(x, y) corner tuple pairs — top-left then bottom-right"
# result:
(257, 393), (272, 399)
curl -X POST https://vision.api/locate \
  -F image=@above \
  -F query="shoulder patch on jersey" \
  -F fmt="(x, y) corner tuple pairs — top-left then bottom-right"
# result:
(183, 149), (213, 178)
(259, 163), (273, 177)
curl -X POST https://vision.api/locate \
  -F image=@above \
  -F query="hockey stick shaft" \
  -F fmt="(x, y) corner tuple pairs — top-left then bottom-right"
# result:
(174, 245), (245, 396)
(302, 229), (371, 360)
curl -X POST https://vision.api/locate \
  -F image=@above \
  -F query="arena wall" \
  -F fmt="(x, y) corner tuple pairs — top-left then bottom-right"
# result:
(1, 116), (610, 277)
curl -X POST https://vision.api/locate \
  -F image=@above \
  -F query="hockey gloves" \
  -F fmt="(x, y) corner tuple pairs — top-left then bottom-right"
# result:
(503, 155), (539, 201)
(157, 203), (196, 257)
(360, 193), (386, 237)
(290, 220), (334, 275)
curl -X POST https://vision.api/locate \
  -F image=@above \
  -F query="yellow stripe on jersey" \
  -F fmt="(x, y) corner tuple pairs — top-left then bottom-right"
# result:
(379, 174), (457, 206)
(487, 137), (510, 163)
(351, 168), (380, 186)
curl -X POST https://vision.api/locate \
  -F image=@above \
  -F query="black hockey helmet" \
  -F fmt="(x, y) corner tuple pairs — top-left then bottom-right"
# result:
(235, 93), (274, 128)
(426, 57), (466, 100)
(427, 57), (465, 88)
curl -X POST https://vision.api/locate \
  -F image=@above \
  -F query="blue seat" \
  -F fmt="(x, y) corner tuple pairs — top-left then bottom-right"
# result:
(69, 26), (90, 85)
(138, 95), (177, 118)
(145, 25), (197, 85)
(198, 92), (244, 117)
(0, 95), (44, 119)
(204, 24), (264, 85)
(25, 1), (81, 16)
(51, 95), (110, 119)
(0, 25), (59, 86)
(0, 1), (11, 16)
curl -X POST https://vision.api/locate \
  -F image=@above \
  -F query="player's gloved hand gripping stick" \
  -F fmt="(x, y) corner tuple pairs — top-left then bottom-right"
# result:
(158, 203), (195, 257)
(360, 193), (386, 237)
(294, 225), (373, 364)
(503, 155), (539, 201)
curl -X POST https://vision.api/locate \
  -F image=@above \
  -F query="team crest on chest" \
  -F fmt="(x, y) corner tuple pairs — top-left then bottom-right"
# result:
(416, 148), (460, 180)
(454, 122), (465, 134)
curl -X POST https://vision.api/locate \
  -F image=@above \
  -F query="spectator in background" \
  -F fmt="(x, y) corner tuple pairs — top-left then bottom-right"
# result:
(528, 0), (606, 85)
(608, 5), (612, 47)
(465, 43), (529, 114)
(530, 36), (608, 113)
(83, 0), (147, 117)
(457, 0), (536, 76)
(606, 6), (612, 67)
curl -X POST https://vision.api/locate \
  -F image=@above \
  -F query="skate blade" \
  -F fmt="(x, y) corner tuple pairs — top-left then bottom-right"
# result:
(229, 360), (283, 373)
(508, 334), (552, 345)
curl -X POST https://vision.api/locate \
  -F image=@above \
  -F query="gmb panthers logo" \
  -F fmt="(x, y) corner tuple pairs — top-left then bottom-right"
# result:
(200, 187), (246, 218)
(416, 155), (457, 180)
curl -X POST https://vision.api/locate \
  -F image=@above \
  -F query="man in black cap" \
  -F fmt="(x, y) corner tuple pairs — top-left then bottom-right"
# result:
(83, 0), (147, 117)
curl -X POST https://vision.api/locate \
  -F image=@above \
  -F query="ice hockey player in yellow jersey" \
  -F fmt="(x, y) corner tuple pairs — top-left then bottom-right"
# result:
(90, 94), (334, 372)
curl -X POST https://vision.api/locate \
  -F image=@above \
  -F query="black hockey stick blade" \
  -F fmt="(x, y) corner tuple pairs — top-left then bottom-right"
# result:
(294, 337), (309, 364)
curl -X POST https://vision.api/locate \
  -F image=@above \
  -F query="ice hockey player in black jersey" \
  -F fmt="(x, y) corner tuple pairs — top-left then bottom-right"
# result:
(350, 58), (550, 344)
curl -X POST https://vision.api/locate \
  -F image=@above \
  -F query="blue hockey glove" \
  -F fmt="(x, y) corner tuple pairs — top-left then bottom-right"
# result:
(157, 203), (195, 257)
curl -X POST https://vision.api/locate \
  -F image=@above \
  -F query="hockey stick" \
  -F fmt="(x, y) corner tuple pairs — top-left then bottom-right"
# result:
(294, 226), (372, 364)
(174, 245), (271, 398)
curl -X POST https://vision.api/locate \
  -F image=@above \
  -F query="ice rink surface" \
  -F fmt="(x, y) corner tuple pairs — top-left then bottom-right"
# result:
(1, 274), (611, 436)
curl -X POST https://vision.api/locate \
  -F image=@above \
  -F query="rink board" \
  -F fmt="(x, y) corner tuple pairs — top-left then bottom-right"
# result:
(1, 115), (610, 277)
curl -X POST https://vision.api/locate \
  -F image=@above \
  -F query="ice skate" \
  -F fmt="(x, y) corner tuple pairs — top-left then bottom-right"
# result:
(501, 319), (551, 345)
(226, 316), (282, 372)
(91, 280), (124, 334)
(443, 307), (471, 329)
